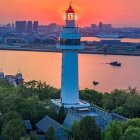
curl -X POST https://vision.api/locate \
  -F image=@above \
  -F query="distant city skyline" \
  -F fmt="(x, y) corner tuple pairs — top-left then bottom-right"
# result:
(0, 0), (140, 27)
(1, 21), (140, 29)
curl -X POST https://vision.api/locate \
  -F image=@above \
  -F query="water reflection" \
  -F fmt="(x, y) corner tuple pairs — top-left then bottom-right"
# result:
(0, 50), (140, 92)
(81, 37), (140, 43)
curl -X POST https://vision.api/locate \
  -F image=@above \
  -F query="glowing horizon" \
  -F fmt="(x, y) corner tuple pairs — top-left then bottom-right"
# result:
(0, 0), (140, 27)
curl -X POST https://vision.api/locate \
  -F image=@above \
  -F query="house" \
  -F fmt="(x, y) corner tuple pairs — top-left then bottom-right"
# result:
(63, 107), (127, 130)
(36, 115), (70, 140)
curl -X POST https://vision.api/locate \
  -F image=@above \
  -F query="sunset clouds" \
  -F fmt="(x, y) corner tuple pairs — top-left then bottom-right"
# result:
(0, 0), (140, 27)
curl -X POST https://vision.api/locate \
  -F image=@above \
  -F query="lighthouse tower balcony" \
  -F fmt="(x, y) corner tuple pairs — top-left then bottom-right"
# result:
(57, 28), (84, 50)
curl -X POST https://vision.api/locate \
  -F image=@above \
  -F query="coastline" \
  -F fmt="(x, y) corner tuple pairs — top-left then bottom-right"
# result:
(0, 47), (140, 56)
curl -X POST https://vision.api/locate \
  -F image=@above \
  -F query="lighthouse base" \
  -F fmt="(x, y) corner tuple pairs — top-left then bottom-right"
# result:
(51, 99), (90, 109)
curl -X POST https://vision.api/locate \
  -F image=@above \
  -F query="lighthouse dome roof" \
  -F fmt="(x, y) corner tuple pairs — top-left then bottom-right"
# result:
(66, 5), (75, 13)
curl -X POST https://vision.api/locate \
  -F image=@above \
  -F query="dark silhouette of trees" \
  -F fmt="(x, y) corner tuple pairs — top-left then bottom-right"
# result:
(71, 116), (101, 140)
(102, 119), (140, 140)
(57, 106), (66, 124)
(45, 127), (55, 140)
(2, 119), (26, 140)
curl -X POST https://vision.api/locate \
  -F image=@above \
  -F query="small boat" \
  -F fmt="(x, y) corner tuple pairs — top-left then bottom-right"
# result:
(93, 81), (99, 86)
(96, 34), (123, 39)
(110, 61), (121, 67)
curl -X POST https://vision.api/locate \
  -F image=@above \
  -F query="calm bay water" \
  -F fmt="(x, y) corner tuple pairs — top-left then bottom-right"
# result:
(81, 37), (140, 43)
(0, 50), (140, 92)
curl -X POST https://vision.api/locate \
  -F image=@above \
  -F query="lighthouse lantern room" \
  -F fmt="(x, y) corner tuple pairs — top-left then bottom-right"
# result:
(65, 3), (76, 27)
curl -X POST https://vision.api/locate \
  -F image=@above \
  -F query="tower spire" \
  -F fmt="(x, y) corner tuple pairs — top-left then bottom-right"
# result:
(69, 0), (72, 6)
(65, 0), (75, 27)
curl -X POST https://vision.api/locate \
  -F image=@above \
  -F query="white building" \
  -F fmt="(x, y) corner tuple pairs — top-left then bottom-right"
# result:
(52, 3), (90, 108)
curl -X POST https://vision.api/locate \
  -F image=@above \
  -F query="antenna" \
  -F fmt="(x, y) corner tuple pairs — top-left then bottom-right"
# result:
(18, 69), (21, 73)
(69, 0), (72, 5)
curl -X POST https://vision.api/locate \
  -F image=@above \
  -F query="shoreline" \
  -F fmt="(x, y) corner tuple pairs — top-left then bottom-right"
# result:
(0, 47), (140, 56)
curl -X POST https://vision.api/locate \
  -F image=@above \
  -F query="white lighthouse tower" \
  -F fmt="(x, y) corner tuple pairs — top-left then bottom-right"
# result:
(52, 2), (90, 108)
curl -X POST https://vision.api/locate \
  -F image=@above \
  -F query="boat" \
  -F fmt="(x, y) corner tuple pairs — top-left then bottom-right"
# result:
(93, 81), (99, 86)
(96, 34), (123, 39)
(110, 61), (122, 66)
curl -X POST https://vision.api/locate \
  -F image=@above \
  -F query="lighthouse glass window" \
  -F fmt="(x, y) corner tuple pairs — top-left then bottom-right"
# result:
(66, 13), (75, 20)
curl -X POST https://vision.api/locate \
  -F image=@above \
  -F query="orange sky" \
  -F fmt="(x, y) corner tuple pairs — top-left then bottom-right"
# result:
(0, 0), (140, 27)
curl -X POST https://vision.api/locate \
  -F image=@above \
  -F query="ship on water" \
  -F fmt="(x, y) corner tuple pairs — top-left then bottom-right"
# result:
(110, 61), (122, 66)
(96, 34), (123, 39)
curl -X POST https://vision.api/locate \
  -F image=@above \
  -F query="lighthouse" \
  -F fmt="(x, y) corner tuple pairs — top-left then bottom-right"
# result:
(52, 2), (90, 108)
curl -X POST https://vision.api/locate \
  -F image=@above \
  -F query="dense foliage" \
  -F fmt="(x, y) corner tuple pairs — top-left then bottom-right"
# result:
(57, 106), (66, 124)
(80, 87), (140, 118)
(45, 127), (55, 140)
(102, 118), (140, 140)
(80, 89), (103, 107)
(0, 81), (60, 139)
(71, 116), (101, 140)
(2, 119), (26, 140)
(0, 80), (140, 140)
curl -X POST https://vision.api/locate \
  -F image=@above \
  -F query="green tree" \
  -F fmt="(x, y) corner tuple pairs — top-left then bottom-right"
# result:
(47, 105), (58, 121)
(113, 106), (124, 115)
(45, 127), (55, 140)
(23, 81), (60, 100)
(121, 118), (140, 133)
(103, 118), (140, 140)
(78, 116), (101, 140)
(71, 121), (80, 140)
(123, 95), (140, 118)
(20, 135), (38, 140)
(57, 106), (66, 124)
(80, 89), (103, 107)
(14, 96), (47, 123)
(2, 111), (22, 127)
(30, 135), (39, 140)
(0, 114), (2, 134)
(122, 127), (140, 140)
(20, 137), (31, 140)
(103, 89), (127, 112)
(102, 121), (123, 140)
(102, 88), (140, 118)
(2, 119), (26, 140)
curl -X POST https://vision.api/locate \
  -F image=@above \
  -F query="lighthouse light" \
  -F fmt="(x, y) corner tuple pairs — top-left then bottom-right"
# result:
(66, 13), (75, 20)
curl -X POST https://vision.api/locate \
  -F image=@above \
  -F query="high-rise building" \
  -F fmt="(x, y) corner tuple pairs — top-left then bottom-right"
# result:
(12, 23), (15, 30)
(103, 24), (112, 31)
(99, 22), (103, 32)
(91, 24), (98, 33)
(26, 21), (32, 33)
(51, 3), (90, 108)
(33, 21), (39, 32)
(91, 24), (97, 29)
(15, 21), (26, 33)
